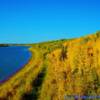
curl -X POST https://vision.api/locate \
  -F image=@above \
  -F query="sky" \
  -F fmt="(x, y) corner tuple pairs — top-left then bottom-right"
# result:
(0, 0), (100, 43)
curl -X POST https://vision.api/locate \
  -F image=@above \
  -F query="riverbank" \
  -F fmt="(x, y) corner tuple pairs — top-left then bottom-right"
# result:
(0, 46), (44, 99)
(0, 32), (100, 100)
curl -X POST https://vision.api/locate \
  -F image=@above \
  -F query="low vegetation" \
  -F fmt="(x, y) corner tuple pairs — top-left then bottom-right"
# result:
(0, 31), (100, 100)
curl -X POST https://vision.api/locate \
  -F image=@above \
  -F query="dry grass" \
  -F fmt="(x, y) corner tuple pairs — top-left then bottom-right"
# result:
(0, 32), (100, 100)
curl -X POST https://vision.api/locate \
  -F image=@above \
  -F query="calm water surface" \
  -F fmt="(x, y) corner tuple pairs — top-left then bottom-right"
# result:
(0, 46), (31, 82)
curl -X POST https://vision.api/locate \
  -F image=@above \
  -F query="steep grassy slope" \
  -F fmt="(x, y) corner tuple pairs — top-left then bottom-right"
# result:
(0, 32), (100, 100)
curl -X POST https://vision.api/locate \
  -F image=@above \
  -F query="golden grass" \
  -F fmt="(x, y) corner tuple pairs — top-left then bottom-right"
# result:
(0, 32), (100, 100)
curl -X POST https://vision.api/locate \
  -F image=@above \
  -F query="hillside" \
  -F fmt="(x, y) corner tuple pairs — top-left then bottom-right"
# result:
(0, 31), (100, 100)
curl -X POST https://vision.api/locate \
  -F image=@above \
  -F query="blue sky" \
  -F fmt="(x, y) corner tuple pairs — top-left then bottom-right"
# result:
(0, 0), (100, 43)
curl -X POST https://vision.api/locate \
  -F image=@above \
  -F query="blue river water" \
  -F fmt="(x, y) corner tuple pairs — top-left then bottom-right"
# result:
(0, 46), (31, 83)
